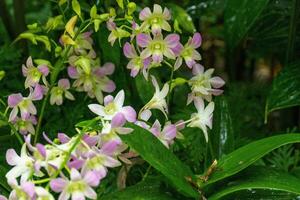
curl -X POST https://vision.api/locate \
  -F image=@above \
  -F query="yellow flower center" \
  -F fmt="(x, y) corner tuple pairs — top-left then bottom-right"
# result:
(104, 102), (117, 115)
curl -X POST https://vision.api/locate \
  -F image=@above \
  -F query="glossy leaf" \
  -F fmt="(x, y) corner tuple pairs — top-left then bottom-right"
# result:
(102, 177), (174, 200)
(134, 74), (154, 104)
(208, 166), (300, 200)
(120, 124), (199, 198)
(265, 63), (300, 121)
(224, 0), (269, 50)
(203, 134), (300, 186)
(167, 3), (196, 33)
(211, 96), (235, 159)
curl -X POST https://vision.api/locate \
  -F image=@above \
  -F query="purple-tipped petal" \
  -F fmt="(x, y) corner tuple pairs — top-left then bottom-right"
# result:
(100, 62), (115, 75)
(111, 113), (126, 128)
(21, 182), (35, 198)
(104, 95), (114, 106)
(58, 133), (70, 143)
(191, 32), (202, 48)
(68, 159), (84, 169)
(139, 7), (152, 20)
(210, 77), (225, 88)
(36, 143), (46, 157)
(102, 80), (116, 93)
(123, 42), (136, 58)
(121, 106), (136, 122)
(37, 65), (49, 76)
(101, 141), (119, 155)
(152, 53), (163, 63)
(192, 63), (204, 75)
(70, 168), (82, 181)
(31, 84), (43, 101)
(58, 79), (70, 90)
(8, 93), (23, 107)
(209, 89), (224, 96)
(163, 124), (176, 140)
(6, 149), (20, 166)
(185, 58), (196, 68)
(140, 109), (152, 121)
(130, 68), (139, 77)
(136, 34), (151, 48)
(68, 66), (79, 79)
(50, 178), (67, 192)
(165, 34), (180, 48)
(84, 171), (100, 187)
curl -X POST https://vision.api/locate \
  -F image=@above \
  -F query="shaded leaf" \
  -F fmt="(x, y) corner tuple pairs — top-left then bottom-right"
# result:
(265, 62), (300, 121)
(134, 74), (154, 104)
(120, 124), (199, 198)
(224, 0), (269, 50)
(203, 133), (300, 186)
(208, 166), (300, 200)
(211, 96), (235, 159)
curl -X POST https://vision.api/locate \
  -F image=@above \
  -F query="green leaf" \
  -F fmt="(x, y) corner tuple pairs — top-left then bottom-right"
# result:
(265, 62), (300, 122)
(134, 74), (154, 104)
(203, 133), (300, 186)
(101, 177), (174, 200)
(211, 96), (235, 159)
(120, 124), (199, 198)
(116, 0), (124, 9)
(167, 4), (196, 33)
(224, 0), (269, 50)
(208, 166), (300, 200)
(72, 0), (82, 20)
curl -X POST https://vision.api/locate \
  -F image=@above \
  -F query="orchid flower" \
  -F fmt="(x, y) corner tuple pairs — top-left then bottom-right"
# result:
(6, 144), (35, 183)
(88, 90), (136, 122)
(150, 120), (177, 148)
(123, 42), (151, 77)
(140, 76), (169, 118)
(175, 32), (202, 69)
(50, 168), (98, 200)
(188, 64), (225, 103)
(137, 33), (180, 64)
(22, 56), (49, 88)
(139, 4), (171, 34)
(7, 178), (35, 200)
(11, 115), (37, 135)
(107, 19), (130, 46)
(35, 187), (55, 200)
(50, 78), (75, 105)
(7, 84), (43, 121)
(187, 98), (214, 142)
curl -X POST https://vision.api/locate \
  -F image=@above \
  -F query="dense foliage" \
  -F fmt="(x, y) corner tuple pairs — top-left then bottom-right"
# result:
(0, 0), (300, 199)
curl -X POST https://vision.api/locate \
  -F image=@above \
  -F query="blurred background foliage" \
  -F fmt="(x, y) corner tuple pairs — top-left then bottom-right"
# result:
(0, 0), (300, 199)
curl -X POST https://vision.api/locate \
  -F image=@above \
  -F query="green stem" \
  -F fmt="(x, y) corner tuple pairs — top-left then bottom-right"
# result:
(0, 111), (23, 145)
(34, 20), (91, 145)
(164, 61), (174, 108)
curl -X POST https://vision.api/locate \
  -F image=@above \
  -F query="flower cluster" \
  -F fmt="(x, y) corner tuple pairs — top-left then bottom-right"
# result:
(106, 4), (225, 142)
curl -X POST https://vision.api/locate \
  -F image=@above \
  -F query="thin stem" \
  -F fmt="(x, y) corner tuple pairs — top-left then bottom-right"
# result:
(34, 20), (91, 145)
(208, 137), (215, 160)
(0, 111), (23, 145)
(164, 61), (174, 108)
(142, 165), (152, 182)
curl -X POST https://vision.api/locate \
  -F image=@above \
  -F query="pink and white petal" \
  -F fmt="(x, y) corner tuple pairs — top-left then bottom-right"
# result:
(72, 191), (85, 200)
(100, 80), (116, 93)
(163, 48), (176, 60)
(104, 95), (114, 106)
(68, 66), (79, 79)
(31, 84), (44, 100)
(185, 58), (196, 68)
(26, 56), (33, 67)
(38, 65), (49, 76)
(205, 102), (215, 116)
(174, 57), (183, 71)
(6, 149), (20, 166)
(104, 156), (121, 168)
(84, 171), (100, 187)
(84, 186), (97, 199)
(191, 32), (202, 48)
(130, 68), (139, 77)
(123, 42), (136, 58)
(58, 190), (70, 200)
(210, 77), (225, 88)
(209, 88), (224, 96)
(111, 113), (126, 128)
(50, 178), (67, 192)
(163, 124), (177, 140)
(88, 104), (106, 116)
(70, 168), (82, 181)
(115, 127), (133, 134)
(172, 43), (183, 57)
(139, 7), (152, 20)
(153, 4), (163, 14)
(165, 34), (180, 48)
(140, 48), (152, 59)
(140, 109), (151, 121)
(136, 34), (151, 48)
(58, 79), (70, 89)
(194, 98), (205, 112)
(8, 93), (23, 107)
(21, 182), (35, 198)
(163, 8), (171, 20)
(121, 106), (137, 122)
(9, 107), (18, 121)
(192, 50), (202, 61)
(192, 63), (204, 75)
(68, 159), (84, 169)
(152, 52), (163, 63)
(101, 141), (120, 155)
(22, 64), (28, 76)
(100, 62), (115, 75)
(114, 90), (125, 108)
(36, 143), (46, 157)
